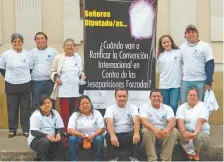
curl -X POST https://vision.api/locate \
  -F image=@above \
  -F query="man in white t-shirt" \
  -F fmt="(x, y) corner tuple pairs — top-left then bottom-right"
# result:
(104, 88), (141, 162)
(180, 25), (214, 103)
(30, 32), (59, 110)
(140, 89), (178, 161)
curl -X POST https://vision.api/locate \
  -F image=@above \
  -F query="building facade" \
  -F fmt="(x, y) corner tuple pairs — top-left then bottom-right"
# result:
(0, 0), (223, 128)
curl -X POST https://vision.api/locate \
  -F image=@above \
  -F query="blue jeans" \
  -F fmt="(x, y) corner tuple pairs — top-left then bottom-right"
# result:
(31, 80), (55, 111)
(161, 88), (180, 115)
(69, 135), (104, 161)
(181, 80), (205, 104)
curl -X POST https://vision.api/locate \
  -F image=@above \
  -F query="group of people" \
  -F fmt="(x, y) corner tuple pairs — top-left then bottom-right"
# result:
(28, 87), (211, 161)
(0, 32), (85, 138)
(157, 24), (214, 115)
(0, 23), (214, 161)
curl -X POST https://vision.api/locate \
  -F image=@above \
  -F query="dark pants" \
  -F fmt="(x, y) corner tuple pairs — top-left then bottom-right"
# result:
(6, 92), (31, 133)
(31, 80), (55, 111)
(59, 97), (78, 131)
(30, 137), (66, 161)
(105, 131), (142, 160)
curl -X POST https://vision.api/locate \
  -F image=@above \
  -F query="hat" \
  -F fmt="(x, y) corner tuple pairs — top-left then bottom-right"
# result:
(185, 25), (198, 33)
(11, 33), (24, 43)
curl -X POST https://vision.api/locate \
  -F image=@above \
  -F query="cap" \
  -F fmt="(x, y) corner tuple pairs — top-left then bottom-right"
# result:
(11, 33), (24, 43)
(185, 25), (198, 33)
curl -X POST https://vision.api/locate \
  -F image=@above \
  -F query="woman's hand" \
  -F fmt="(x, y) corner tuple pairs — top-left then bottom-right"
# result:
(47, 135), (56, 142)
(54, 134), (61, 142)
(81, 73), (86, 80)
(56, 78), (62, 85)
(80, 133), (87, 139)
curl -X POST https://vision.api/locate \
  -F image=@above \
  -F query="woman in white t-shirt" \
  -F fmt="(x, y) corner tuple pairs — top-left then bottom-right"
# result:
(28, 95), (66, 161)
(0, 33), (32, 138)
(157, 35), (182, 114)
(176, 88), (211, 161)
(68, 95), (105, 161)
(50, 38), (86, 131)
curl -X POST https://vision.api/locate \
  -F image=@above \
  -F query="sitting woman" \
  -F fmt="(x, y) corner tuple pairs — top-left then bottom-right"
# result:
(176, 88), (212, 161)
(68, 95), (105, 161)
(28, 95), (66, 161)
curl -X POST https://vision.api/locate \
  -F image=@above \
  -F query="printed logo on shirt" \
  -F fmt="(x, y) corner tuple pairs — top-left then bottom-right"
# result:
(147, 112), (152, 118)
(161, 114), (166, 120)
(92, 121), (97, 128)
(193, 49), (201, 54)
(113, 113), (119, 123)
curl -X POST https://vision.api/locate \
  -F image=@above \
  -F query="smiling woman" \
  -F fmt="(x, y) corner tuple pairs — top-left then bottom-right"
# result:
(67, 95), (105, 161)
(0, 33), (33, 138)
(28, 95), (66, 161)
(50, 38), (87, 131)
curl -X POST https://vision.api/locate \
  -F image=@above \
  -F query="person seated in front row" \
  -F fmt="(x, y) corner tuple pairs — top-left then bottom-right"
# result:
(140, 88), (178, 161)
(68, 95), (105, 161)
(176, 88), (212, 161)
(27, 95), (65, 161)
(104, 88), (142, 162)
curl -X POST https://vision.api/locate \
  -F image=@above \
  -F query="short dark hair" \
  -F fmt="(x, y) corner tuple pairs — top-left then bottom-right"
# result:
(187, 88), (200, 98)
(34, 32), (48, 41)
(115, 87), (128, 97)
(39, 95), (51, 106)
(77, 95), (94, 115)
(150, 88), (162, 97)
(38, 95), (54, 117)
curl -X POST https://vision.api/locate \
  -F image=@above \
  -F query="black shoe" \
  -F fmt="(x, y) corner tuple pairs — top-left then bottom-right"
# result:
(23, 132), (29, 137)
(8, 132), (16, 138)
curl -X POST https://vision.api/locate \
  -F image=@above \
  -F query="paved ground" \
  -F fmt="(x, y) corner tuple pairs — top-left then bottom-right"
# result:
(0, 125), (223, 161)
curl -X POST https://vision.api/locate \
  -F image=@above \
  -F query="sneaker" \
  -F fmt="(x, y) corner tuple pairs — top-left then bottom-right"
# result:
(129, 157), (140, 162)
(109, 157), (118, 162)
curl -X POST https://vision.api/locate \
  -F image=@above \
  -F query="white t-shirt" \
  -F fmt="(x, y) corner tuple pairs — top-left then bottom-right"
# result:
(104, 103), (139, 133)
(58, 55), (82, 97)
(30, 47), (58, 81)
(0, 49), (32, 84)
(139, 103), (175, 129)
(176, 101), (210, 135)
(68, 109), (105, 135)
(180, 41), (214, 81)
(27, 109), (64, 146)
(157, 49), (182, 89)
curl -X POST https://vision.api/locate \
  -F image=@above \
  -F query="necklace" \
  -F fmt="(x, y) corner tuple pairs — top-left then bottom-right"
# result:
(187, 40), (199, 47)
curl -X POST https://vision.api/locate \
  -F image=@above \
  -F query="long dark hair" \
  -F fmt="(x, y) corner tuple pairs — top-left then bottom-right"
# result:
(39, 95), (54, 117)
(157, 34), (179, 57)
(77, 95), (94, 116)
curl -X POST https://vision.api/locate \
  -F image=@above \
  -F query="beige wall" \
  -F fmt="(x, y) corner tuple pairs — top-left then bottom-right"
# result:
(0, 0), (223, 62)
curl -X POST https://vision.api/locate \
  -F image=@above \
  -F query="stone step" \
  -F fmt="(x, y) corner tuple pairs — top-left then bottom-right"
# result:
(0, 125), (223, 161)
(0, 145), (223, 161)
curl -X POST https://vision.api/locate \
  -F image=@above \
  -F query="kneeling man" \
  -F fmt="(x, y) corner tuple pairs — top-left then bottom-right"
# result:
(140, 89), (178, 161)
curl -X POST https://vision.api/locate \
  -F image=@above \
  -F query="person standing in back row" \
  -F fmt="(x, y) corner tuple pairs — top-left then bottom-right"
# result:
(180, 25), (214, 103)
(50, 38), (86, 131)
(30, 32), (59, 111)
(157, 35), (182, 114)
(0, 33), (33, 138)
